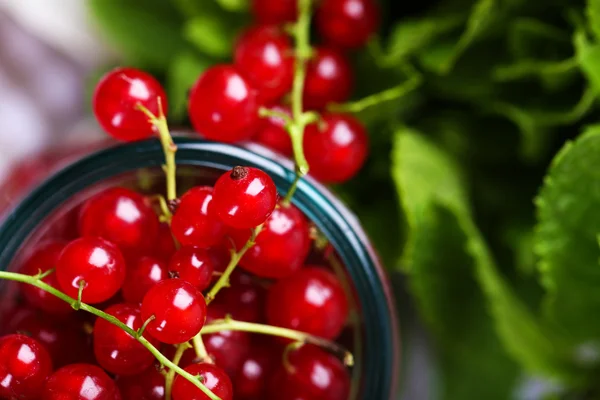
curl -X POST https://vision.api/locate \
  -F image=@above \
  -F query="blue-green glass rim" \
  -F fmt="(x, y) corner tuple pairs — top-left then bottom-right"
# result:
(0, 138), (398, 398)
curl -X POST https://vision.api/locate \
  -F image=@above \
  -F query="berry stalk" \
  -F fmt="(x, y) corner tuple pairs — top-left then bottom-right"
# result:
(165, 342), (192, 400)
(0, 270), (221, 400)
(192, 334), (212, 363)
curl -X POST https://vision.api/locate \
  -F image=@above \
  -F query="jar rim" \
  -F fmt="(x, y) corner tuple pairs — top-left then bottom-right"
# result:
(0, 137), (400, 399)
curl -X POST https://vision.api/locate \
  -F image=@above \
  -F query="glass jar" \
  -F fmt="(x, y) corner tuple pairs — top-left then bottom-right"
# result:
(0, 137), (399, 399)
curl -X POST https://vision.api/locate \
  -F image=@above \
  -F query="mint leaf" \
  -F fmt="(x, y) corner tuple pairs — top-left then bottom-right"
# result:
(393, 129), (583, 382)
(184, 16), (240, 58)
(167, 52), (211, 121)
(534, 126), (600, 343)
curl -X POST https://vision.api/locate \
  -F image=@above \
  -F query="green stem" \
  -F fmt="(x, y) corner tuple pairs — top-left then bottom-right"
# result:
(282, 174), (302, 207)
(201, 318), (354, 367)
(205, 225), (263, 304)
(165, 342), (191, 400)
(192, 334), (212, 363)
(0, 271), (220, 400)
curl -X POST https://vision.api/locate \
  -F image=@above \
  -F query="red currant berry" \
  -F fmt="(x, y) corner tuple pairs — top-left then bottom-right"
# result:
(212, 166), (277, 229)
(254, 105), (293, 156)
(171, 187), (227, 248)
(56, 237), (126, 304)
(172, 363), (233, 400)
(116, 368), (165, 400)
(93, 67), (168, 142)
(20, 241), (73, 315)
(204, 305), (251, 375)
(79, 187), (160, 257)
(151, 222), (177, 262)
(268, 345), (350, 400)
(43, 363), (120, 400)
(233, 344), (277, 400)
(211, 271), (266, 323)
(234, 25), (294, 104)
(188, 65), (262, 143)
(303, 48), (353, 110)
(0, 334), (53, 400)
(207, 242), (232, 275)
(251, 0), (297, 24)
(168, 246), (214, 291)
(93, 303), (159, 375)
(122, 256), (168, 304)
(266, 267), (349, 339)
(140, 279), (207, 344)
(230, 203), (310, 279)
(304, 113), (369, 183)
(316, 0), (379, 49)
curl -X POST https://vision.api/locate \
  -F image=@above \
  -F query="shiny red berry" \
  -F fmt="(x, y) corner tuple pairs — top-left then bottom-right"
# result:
(122, 256), (168, 304)
(151, 223), (177, 262)
(266, 267), (349, 339)
(230, 203), (310, 279)
(43, 363), (120, 400)
(20, 241), (73, 315)
(56, 237), (126, 304)
(304, 113), (369, 183)
(267, 345), (350, 400)
(116, 368), (165, 400)
(188, 65), (262, 143)
(253, 105), (293, 156)
(172, 363), (233, 400)
(78, 187), (160, 258)
(140, 278), (207, 344)
(168, 246), (214, 291)
(93, 303), (159, 375)
(234, 25), (294, 103)
(251, 0), (297, 24)
(93, 67), (167, 142)
(211, 271), (266, 323)
(303, 48), (353, 110)
(171, 186), (227, 248)
(316, 0), (379, 49)
(233, 344), (277, 400)
(0, 334), (53, 400)
(212, 166), (277, 229)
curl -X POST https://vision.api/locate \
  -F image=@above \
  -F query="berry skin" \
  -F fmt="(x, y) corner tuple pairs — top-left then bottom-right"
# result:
(254, 105), (293, 156)
(140, 278), (207, 344)
(116, 368), (165, 400)
(230, 203), (310, 279)
(211, 271), (266, 323)
(151, 223), (177, 262)
(93, 303), (159, 375)
(251, 0), (297, 24)
(233, 345), (277, 400)
(304, 113), (369, 183)
(93, 67), (167, 142)
(172, 363), (233, 400)
(0, 334), (53, 400)
(303, 48), (353, 110)
(78, 187), (160, 258)
(171, 186), (227, 248)
(234, 25), (294, 103)
(20, 241), (73, 315)
(56, 237), (126, 304)
(316, 0), (379, 49)
(122, 256), (168, 304)
(43, 363), (121, 400)
(212, 166), (277, 229)
(267, 345), (350, 400)
(266, 267), (349, 339)
(188, 65), (262, 143)
(168, 246), (214, 291)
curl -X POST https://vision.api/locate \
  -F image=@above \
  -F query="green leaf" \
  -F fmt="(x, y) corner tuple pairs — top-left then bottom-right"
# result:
(575, 30), (600, 96)
(184, 16), (240, 58)
(89, 0), (189, 68)
(216, 0), (248, 12)
(167, 52), (212, 121)
(534, 126), (600, 343)
(586, 0), (600, 40)
(393, 129), (584, 383)
(491, 57), (578, 91)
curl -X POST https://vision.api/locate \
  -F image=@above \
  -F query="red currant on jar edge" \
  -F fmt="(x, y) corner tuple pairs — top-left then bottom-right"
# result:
(43, 363), (121, 400)
(253, 104), (293, 156)
(172, 362), (233, 400)
(316, 0), (380, 49)
(168, 246), (214, 291)
(266, 267), (349, 339)
(251, 0), (297, 24)
(0, 334), (53, 400)
(212, 166), (277, 229)
(121, 256), (168, 304)
(304, 47), (353, 110)
(304, 113), (369, 183)
(93, 67), (167, 142)
(55, 237), (126, 304)
(188, 65), (262, 143)
(140, 278), (207, 344)
(234, 25), (294, 104)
